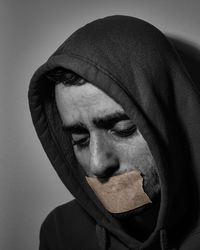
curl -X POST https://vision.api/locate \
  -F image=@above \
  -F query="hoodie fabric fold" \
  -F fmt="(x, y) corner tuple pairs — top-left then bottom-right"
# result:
(29, 15), (200, 249)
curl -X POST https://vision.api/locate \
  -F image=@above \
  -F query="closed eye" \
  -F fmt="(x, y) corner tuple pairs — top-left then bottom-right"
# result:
(111, 122), (137, 137)
(71, 134), (89, 149)
(72, 122), (137, 150)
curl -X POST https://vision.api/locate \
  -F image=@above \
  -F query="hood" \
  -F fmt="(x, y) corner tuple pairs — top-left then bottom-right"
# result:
(28, 15), (200, 249)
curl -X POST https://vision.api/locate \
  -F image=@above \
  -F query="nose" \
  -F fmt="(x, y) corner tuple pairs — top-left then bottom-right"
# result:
(89, 133), (119, 178)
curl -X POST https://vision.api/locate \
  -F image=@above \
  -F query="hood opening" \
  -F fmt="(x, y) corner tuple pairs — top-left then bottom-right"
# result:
(29, 15), (200, 249)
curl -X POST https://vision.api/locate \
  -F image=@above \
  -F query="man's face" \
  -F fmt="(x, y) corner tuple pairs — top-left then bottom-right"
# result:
(55, 82), (160, 200)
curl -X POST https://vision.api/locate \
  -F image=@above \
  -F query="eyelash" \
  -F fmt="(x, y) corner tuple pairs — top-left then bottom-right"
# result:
(72, 138), (89, 149)
(72, 125), (137, 149)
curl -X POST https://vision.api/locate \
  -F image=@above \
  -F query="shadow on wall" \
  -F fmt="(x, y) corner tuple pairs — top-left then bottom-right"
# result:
(169, 36), (200, 88)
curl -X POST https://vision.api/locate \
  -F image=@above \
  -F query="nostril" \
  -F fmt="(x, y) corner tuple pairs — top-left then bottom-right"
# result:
(105, 151), (113, 159)
(93, 162), (120, 178)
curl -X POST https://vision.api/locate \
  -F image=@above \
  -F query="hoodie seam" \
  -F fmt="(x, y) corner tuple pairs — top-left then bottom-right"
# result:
(58, 52), (134, 100)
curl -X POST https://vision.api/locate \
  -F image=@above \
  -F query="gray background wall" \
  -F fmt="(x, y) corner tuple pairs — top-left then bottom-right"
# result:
(1, 0), (200, 249)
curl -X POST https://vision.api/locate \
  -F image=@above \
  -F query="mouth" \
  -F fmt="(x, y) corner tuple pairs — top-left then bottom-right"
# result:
(85, 170), (152, 213)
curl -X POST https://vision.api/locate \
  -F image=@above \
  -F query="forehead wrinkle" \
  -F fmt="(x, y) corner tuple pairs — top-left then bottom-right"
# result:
(55, 82), (127, 130)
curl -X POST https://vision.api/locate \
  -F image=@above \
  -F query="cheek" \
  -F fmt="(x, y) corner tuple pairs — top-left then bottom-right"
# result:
(74, 149), (91, 175)
(116, 131), (156, 175)
(116, 131), (160, 198)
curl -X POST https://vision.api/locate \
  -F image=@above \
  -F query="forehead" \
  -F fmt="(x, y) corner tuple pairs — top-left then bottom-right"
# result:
(55, 82), (124, 126)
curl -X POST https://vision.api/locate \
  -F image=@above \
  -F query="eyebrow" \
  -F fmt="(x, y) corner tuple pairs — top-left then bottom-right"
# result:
(93, 112), (130, 128)
(62, 112), (130, 133)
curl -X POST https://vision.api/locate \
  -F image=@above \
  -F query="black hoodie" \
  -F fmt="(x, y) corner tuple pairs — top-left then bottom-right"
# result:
(28, 15), (200, 250)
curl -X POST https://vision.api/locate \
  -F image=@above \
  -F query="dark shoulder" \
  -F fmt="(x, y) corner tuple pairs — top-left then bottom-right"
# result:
(42, 199), (94, 230)
(40, 199), (98, 250)
(50, 199), (83, 218)
(46, 199), (94, 224)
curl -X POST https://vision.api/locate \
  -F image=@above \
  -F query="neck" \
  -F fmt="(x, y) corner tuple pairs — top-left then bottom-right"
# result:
(111, 194), (160, 242)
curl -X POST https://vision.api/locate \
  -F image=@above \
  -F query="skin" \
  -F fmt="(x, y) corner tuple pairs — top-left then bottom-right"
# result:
(55, 82), (160, 201)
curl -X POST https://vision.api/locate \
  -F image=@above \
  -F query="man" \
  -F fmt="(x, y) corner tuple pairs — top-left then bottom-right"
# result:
(29, 16), (200, 249)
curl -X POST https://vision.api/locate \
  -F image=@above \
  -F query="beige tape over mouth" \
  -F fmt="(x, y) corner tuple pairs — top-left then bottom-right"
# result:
(86, 170), (152, 213)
